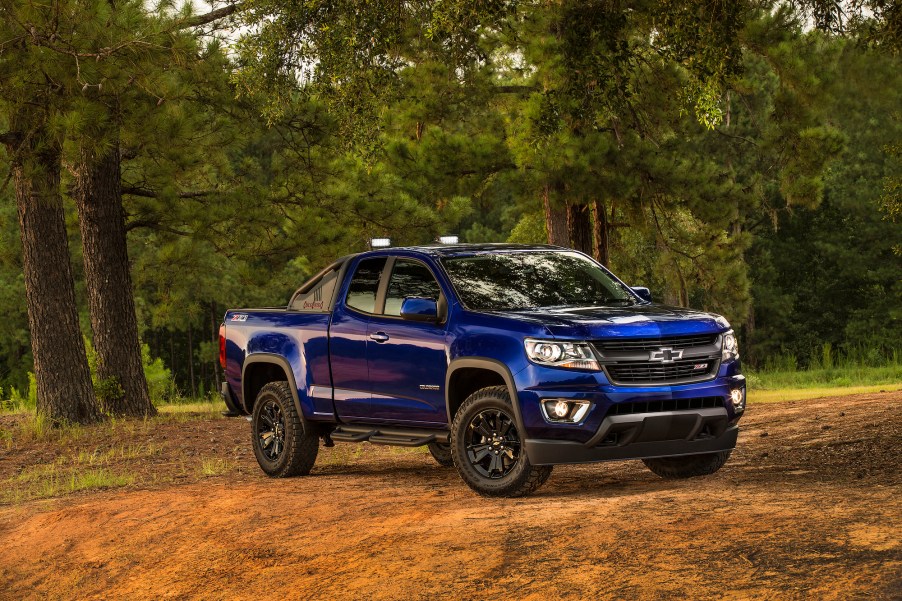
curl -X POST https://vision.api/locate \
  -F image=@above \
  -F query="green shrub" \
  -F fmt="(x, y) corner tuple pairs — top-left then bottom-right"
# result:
(141, 343), (175, 404)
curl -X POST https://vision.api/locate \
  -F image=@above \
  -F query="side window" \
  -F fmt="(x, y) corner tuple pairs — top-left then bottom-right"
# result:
(384, 260), (441, 316)
(345, 258), (387, 314)
(290, 268), (339, 312)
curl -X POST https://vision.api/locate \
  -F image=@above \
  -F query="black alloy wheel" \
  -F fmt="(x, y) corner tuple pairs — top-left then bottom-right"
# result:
(465, 409), (521, 478)
(251, 381), (319, 477)
(257, 400), (286, 461)
(450, 385), (552, 497)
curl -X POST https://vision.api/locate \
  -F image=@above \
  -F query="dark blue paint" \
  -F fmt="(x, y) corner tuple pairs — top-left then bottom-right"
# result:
(222, 244), (745, 459)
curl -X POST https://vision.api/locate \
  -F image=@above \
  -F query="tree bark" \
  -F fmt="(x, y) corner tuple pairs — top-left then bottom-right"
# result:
(188, 321), (196, 397)
(11, 115), (102, 425)
(73, 138), (155, 417)
(211, 301), (221, 393)
(543, 184), (568, 246)
(590, 198), (610, 266)
(566, 202), (592, 255)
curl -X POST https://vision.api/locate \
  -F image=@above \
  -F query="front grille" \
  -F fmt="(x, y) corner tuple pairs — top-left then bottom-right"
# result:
(595, 333), (718, 352)
(605, 358), (718, 384)
(608, 396), (723, 416)
(594, 332), (722, 385)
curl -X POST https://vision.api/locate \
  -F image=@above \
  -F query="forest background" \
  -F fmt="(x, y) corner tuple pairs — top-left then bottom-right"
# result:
(0, 0), (899, 417)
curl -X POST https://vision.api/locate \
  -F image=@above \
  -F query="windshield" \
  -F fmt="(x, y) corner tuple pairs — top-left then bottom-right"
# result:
(441, 251), (637, 311)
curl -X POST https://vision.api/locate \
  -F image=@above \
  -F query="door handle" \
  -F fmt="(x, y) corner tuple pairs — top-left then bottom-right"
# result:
(369, 332), (390, 343)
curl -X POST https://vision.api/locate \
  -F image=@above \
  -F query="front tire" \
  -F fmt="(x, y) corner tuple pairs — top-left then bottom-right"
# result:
(642, 450), (731, 479)
(251, 381), (319, 477)
(450, 386), (552, 497)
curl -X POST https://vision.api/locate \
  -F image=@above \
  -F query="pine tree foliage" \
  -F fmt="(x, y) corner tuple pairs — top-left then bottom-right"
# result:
(0, 0), (899, 405)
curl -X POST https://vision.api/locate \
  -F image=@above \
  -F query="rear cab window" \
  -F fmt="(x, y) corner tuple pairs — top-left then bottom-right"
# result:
(345, 257), (387, 314)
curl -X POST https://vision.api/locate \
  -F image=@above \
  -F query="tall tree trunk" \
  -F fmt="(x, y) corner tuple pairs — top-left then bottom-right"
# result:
(187, 322), (196, 397)
(566, 202), (592, 254)
(211, 301), (221, 393)
(543, 183), (569, 246)
(73, 138), (155, 417)
(10, 116), (102, 425)
(590, 198), (610, 266)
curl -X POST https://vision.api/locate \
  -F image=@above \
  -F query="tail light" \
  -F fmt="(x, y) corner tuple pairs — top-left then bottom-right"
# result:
(219, 324), (226, 368)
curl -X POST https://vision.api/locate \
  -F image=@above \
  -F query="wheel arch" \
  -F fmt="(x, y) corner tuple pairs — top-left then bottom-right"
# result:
(241, 354), (305, 419)
(445, 357), (524, 434)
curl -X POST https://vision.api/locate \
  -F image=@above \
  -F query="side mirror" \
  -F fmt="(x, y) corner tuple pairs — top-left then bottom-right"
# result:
(631, 286), (652, 303)
(400, 297), (438, 322)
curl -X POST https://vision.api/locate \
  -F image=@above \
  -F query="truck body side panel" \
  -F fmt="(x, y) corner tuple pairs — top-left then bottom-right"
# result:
(223, 311), (335, 420)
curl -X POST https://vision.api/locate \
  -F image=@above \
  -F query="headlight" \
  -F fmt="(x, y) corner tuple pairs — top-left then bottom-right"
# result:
(524, 339), (600, 370)
(722, 330), (739, 361)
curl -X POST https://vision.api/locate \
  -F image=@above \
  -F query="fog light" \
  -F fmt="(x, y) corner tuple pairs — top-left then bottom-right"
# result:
(730, 388), (745, 411)
(541, 399), (591, 423)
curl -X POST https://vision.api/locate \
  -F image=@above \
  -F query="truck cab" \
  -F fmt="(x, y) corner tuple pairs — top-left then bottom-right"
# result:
(221, 244), (745, 497)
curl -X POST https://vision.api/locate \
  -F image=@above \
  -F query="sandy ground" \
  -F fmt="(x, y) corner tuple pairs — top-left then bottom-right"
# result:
(0, 392), (900, 600)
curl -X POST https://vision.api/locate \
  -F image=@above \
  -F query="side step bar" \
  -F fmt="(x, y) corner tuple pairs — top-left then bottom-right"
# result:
(330, 425), (450, 447)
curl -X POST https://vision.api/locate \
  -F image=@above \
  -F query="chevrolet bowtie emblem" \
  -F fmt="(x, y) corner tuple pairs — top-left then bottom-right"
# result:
(649, 347), (682, 363)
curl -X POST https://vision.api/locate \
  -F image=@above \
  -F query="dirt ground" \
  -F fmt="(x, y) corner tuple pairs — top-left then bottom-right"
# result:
(0, 392), (900, 600)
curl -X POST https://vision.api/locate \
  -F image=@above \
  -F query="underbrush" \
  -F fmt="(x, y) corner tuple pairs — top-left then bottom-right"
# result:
(747, 364), (902, 390)
(747, 343), (900, 390)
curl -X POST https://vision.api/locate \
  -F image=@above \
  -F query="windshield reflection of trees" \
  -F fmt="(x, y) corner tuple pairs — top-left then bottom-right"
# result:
(444, 253), (633, 311)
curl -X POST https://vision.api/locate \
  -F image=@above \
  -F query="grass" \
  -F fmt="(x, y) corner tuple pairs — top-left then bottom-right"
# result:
(747, 364), (902, 390)
(5, 463), (136, 504)
(1, 441), (158, 503)
(749, 383), (902, 404)
(198, 458), (236, 477)
(158, 399), (226, 416)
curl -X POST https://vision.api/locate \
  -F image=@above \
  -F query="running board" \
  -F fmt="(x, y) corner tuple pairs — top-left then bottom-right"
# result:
(330, 425), (450, 447)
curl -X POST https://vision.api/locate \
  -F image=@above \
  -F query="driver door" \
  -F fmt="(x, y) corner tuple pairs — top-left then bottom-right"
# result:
(366, 258), (449, 425)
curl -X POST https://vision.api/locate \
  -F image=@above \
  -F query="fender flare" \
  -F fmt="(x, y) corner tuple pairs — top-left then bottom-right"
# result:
(445, 357), (525, 435)
(241, 353), (306, 420)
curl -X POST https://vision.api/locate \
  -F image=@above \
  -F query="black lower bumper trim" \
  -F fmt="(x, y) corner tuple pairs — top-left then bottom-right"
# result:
(525, 425), (739, 465)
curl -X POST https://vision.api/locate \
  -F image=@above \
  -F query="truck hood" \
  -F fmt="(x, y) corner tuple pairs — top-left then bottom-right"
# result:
(488, 304), (729, 339)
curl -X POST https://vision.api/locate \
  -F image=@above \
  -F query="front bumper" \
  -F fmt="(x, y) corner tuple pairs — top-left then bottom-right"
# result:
(514, 361), (746, 443)
(525, 408), (738, 465)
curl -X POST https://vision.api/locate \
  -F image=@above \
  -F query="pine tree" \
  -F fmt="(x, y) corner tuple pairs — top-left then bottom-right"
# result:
(2, 108), (102, 424)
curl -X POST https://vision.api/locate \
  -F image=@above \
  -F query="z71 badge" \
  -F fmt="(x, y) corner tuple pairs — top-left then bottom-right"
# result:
(230, 314), (248, 322)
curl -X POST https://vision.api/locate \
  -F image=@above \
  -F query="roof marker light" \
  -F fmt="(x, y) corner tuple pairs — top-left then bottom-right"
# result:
(438, 235), (460, 245)
(370, 237), (391, 249)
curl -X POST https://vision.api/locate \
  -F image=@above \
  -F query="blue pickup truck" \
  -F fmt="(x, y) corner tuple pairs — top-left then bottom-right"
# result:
(219, 243), (745, 497)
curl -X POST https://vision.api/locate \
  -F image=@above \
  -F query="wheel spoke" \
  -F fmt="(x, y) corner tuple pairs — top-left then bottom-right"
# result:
(499, 417), (511, 436)
(476, 420), (494, 439)
(490, 453), (503, 475)
(495, 410), (506, 431)
(257, 400), (287, 460)
(471, 447), (491, 462)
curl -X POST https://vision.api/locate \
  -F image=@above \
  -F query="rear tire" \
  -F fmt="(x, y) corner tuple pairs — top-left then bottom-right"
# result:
(427, 442), (454, 467)
(251, 381), (319, 477)
(642, 450), (731, 479)
(450, 386), (552, 497)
